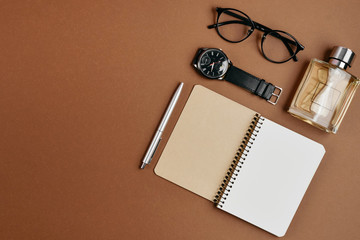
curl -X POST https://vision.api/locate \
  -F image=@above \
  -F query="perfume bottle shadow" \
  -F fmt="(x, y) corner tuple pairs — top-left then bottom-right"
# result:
(283, 62), (310, 112)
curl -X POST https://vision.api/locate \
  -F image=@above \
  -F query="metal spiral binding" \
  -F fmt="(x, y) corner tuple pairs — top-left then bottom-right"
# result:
(213, 113), (264, 208)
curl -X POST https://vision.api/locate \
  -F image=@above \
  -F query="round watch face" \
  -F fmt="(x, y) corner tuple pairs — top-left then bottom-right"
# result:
(197, 49), (229, 79)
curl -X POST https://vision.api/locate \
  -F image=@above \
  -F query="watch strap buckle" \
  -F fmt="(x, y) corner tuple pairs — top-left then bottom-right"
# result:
(267, 85), (282, 105)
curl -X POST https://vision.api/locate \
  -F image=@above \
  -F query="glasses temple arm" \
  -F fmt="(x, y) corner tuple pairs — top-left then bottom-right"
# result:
(207, 20), (252, 29)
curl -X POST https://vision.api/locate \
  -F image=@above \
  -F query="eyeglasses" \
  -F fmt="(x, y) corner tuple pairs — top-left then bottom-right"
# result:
(208, 7), (305, 64)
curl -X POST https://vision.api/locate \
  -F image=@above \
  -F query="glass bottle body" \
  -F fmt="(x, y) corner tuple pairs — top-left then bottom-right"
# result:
(288, 59), (359, 133)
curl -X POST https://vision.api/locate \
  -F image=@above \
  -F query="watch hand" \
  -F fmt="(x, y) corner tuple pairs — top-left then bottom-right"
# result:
(211, 62), (214, 72)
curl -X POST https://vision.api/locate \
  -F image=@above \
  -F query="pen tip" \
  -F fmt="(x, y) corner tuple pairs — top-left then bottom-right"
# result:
(140, 162), (146, 169)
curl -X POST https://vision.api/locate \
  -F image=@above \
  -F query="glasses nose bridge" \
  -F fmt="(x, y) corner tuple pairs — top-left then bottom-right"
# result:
(247, 28), (254, 36)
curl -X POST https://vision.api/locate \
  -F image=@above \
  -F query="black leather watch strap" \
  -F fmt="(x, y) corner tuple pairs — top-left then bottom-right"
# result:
(224, 65), (281, 104)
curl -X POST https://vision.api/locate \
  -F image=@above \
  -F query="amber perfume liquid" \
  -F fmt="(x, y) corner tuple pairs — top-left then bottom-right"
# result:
(289, 59), (359, 133)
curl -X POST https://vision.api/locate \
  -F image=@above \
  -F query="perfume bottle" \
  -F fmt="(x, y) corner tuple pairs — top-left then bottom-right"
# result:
(288, 46), (359, 133)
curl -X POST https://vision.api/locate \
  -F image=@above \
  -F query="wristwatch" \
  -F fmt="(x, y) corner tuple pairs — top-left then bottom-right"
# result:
(192, 48), (282, 105)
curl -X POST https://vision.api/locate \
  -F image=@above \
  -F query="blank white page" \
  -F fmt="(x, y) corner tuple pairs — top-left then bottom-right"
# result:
(220, 118), (325, 237)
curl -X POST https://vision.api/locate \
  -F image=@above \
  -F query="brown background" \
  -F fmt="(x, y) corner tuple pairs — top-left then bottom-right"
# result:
(0, 0), (359, 239)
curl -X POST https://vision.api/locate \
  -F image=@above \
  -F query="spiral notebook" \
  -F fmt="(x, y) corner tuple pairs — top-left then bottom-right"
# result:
(154, 85), (325, 237)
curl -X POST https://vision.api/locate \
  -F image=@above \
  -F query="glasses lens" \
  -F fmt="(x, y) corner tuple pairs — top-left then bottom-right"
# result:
(217, 9), (253, 42)
(262, 31), (298, 63)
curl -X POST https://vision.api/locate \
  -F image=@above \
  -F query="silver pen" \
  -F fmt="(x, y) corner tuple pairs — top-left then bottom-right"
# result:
(140, 82), (184, 169)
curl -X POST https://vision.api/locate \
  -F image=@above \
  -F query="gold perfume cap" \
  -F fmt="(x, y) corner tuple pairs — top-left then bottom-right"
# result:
(328, 46), (356, 70)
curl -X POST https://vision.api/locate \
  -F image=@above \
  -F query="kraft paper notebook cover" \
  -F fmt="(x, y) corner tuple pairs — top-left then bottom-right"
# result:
(154, 85), (325, 237)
